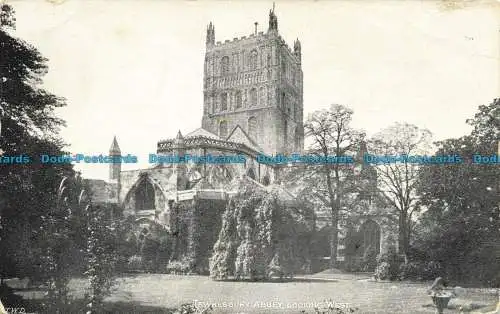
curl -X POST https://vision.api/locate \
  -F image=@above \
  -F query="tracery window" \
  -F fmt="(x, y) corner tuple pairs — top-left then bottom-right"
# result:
(220, 93), (228, 111)
(262, 174), (270, 186)
(259, 87), (265, 106)
(235, 90), (242, 109)
(283, 119), (288, 147)
(250, 50), (258, 70)
(249, 88), (257, 106)
(247, 168), (256, 180)
(135, 180), (155, 210)
(221, 56), (229, 75)
(248, 116), (257, 140)
(219, 120), (228, 138)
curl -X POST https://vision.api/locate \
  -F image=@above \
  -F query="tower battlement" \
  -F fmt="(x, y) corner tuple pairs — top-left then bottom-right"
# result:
(210, 33), (300, 65)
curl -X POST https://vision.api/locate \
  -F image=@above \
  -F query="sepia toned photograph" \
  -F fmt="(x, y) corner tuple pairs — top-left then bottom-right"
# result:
(0, 1), (499, 313)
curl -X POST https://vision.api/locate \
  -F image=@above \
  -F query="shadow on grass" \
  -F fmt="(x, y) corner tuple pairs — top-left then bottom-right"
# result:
(102, 301), (177, 313)
(6, 298), (177, 314)
(422, 302), (492, 313)
(213, 277), (337, 283)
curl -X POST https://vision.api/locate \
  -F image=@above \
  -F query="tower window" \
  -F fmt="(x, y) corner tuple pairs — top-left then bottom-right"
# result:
(250, 50), (258, 70)
(221, 93), (228, 111)
(259, 87), (265, 106)
(248, 116), (257, 140)
(283, 119), (288, 148)
(219, 120), (228, 138)
(294, 126), (301, 151)
(249, 88), (257, 106)
(221, 56), (229, 75)
(235, 91), (242, 108)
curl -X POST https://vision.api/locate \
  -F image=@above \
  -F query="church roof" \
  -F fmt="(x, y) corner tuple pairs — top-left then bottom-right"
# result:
(185, 128), (221, 140)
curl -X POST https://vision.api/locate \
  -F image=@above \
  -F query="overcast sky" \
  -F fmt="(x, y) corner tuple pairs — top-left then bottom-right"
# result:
(10, 0), (499, 180)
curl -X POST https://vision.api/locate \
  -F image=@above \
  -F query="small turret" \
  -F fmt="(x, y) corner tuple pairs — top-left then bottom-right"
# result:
(294, 38), (301, 63)
(206, 22), (215, 47)
(358, 140), (367, 162)
(109, 136), (121, 182)
(174, 130), (184, 148)
(173, 130), (188, 190)
(268, 3), (278, 33)
(109, 136), (121, 155)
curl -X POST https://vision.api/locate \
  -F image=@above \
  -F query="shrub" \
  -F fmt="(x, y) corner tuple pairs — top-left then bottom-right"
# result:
(374, 262), (391, 280)
(344, 257), (363, 272)
(374, 246), (401, 281)
(172, 302), (214, 314)
(126, 255), (143, 272)
(166, 258), (193, 275)
(307, 299), (358, 313)
(399, 261), (421, 280)
(422, 261), (442, 280)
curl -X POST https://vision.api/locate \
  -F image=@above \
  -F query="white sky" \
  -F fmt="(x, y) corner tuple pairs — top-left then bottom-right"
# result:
(10, 0), (500, 180)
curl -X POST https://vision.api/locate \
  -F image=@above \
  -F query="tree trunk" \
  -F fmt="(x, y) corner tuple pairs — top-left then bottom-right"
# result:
(398, 211), (409, 257)
(325, 167), (338, 269)
(329, 214), (338, 268)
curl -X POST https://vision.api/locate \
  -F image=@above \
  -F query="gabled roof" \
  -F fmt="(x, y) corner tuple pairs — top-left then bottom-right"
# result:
(185, 128), (220, 140)
(226, 125), (262, 152)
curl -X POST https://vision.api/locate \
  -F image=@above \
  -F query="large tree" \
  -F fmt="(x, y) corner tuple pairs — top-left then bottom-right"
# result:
(287, 104), (364, 267)
(368, 122), (432, 257)
(415, 99), (499, 285)
(0, 3), (77, 287)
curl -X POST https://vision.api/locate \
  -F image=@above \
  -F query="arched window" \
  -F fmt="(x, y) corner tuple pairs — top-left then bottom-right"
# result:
(220, 93), (227, 111)
(221, 56), (229, 75)
(294, 127), (301, 151)
(219, 120), (228, 138)
(249, 88), (257, 106)
(248, 116), (257, 139)
(247, 168), (256, 180)
(250, 50), (258, 70)
(235, 91), (242, 109)
(259, 87), (265, 106)
(262, 173), (270, 186)
(283, 119), (288, 148)
(135, 180), (155, 210)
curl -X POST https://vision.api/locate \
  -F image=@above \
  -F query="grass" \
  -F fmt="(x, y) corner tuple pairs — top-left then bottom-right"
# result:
(6, 274), (499, 313)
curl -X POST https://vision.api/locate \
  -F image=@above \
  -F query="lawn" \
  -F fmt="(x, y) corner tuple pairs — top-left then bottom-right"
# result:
(10, 274), (499, 313)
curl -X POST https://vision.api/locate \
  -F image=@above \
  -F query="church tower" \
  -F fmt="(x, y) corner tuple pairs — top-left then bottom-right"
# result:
(109, 136), (121, 182)
(201, 5), (304, 155)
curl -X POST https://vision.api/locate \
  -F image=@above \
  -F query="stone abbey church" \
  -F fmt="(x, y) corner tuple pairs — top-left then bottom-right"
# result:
(88, 8), (397, 273)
